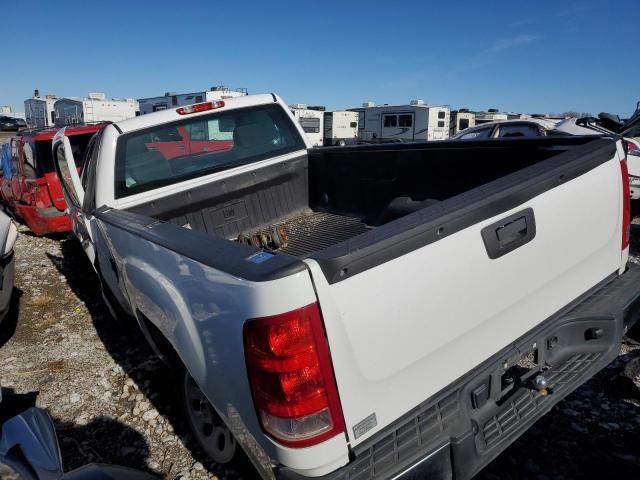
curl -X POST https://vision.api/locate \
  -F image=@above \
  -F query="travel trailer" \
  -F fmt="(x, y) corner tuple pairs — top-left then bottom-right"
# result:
(290, 104), (324, 147)
(24, 90), (57, 128)
(450, 109), (476, 137)
(137, 86), (248, 115)
(323, 111), (359, 146)
(349, 100), (450, 142)
(475, 109), (509, 125)
(54, 93), (137, 127)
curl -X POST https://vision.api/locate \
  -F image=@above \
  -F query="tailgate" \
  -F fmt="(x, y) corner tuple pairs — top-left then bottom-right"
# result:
(304, 139), (624, 446)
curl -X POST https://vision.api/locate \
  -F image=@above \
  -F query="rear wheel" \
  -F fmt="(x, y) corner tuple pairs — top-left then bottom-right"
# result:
(182, 370), (238, 464)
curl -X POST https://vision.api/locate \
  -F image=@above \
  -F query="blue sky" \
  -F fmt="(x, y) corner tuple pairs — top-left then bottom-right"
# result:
(1, 0), (638, 116)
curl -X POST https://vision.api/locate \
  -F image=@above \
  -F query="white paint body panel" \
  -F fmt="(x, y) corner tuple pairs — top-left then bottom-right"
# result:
(306, 158), (623, 446)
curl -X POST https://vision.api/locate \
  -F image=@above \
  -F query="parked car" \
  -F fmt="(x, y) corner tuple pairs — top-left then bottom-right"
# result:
(52, 94), (640, 479)
(0, 117), (20, 132)
(0, 208), (17, 324)
(0, 124), (104, 235)
(452, 118), (560, 140)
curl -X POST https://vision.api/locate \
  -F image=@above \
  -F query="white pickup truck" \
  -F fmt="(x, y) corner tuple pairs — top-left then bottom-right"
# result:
(52, 94), (640, 480)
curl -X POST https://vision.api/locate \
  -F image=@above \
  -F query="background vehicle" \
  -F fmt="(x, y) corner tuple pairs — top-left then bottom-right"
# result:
(137, 86), (248, 115)
(323, 111), (359, 146)
(24, 91), (57, 128)
(54, 93), (137, 127)
(53, 94), (640, 479)
(453, 118), (560, 140)
(350, 100), (450, 142)
(0, 402), (156, 480)
(450, 108), (475, 136)
(0, 124), (103, 235)
(290, 104), (324, 146)
(0, 207), (17, 324)
(0, 117), (21, 132)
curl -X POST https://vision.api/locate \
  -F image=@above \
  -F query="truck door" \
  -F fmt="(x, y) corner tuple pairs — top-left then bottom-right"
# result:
(51, 129), (97, 264)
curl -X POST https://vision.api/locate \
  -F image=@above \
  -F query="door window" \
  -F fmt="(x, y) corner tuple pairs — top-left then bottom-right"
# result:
(55, 143), (80, 208)
(496, 124), (540, 138)
(458, 127), (492, 140)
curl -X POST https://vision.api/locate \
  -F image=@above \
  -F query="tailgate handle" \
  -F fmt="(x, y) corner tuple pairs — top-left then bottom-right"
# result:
(481, 208), (536, 259)
(497, 217), (528, 247)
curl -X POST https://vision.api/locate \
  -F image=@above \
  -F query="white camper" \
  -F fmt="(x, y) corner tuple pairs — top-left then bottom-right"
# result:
(137, 86), (248, 115)
(24, 93), (57, 128)
(323, 111), (359, 146)
(54, 93), (137, 127)
(349, 100), (450, 142)
(450, 109), (476, 137)
(475, 109), (509, 125)
(289, 105), (325, 147)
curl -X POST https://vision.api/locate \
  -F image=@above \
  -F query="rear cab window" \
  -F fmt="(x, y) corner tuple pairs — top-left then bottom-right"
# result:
(114, 104), (305, 198)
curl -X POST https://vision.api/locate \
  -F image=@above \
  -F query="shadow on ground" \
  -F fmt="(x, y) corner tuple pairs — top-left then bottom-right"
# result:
(46, 237), (256, 478)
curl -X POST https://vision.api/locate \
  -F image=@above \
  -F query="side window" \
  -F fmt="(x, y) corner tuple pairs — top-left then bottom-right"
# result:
(459, 127), (492, 140)
(496, 124), (541, 138)
(459, 118), (470, 130)
(82, 131), (103, 211)
(383, 115), (397, 127)
(195, 95), (203, 103)
(55, 143), (80, 208)
(437, 121), (445, 128)
(171, 95), (178, 106)
(398, 115), (413, 127)
(438, 111), (446, 119)
(22, 142), (37, 178)
(80, 136), (98, 190)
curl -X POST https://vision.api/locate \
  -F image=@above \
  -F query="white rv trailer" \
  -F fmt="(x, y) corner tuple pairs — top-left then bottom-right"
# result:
(450, 109), (476, 137)
(289, 104), (325, 147)
(137, 86), (248, 115)
(474, 109), (509, 125)
(24, 93), (57, 128)
(349, 100), (450, 142)
(323, 111), (359, 146)
(54, 93), (137, 127)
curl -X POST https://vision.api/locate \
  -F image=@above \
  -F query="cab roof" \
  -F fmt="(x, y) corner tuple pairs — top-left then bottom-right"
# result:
(17, 124), (106, 142)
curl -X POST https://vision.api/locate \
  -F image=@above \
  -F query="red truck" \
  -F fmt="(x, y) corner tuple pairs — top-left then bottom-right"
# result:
(0, 124), (103, 235)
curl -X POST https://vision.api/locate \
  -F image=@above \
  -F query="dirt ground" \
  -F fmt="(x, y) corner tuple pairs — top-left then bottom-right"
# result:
(1, 133), (640, 479)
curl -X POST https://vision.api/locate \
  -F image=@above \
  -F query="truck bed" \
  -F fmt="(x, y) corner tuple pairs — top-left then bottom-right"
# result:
(126, 136), (607, 266)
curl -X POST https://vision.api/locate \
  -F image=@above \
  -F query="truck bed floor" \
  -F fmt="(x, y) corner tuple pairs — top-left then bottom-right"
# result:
(277, 211), (370, 257)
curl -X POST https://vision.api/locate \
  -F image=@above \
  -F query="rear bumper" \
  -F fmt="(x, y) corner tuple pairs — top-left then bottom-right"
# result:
(276, 265), (640, 480)
(14, 205), (71, 236)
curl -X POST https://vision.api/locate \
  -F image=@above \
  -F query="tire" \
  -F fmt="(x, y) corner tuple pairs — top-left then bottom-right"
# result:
(182, 369), (239, 464)
(337, 139), (346, 147)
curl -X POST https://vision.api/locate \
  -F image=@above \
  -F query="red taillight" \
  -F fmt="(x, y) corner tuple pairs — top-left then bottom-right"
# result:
(244, 303), (345, 447)
(621, 157), (631, 250)
(626, 140), (640, 156)
(176, 101), (224, 115)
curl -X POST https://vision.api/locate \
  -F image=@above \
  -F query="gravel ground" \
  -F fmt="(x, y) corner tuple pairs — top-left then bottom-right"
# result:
(1, 134), (640, 479)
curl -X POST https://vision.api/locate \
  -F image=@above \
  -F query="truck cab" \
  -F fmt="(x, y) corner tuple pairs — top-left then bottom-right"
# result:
(0, 124), (104, 235)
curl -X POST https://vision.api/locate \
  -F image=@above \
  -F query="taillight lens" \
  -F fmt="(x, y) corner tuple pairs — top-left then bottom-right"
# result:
(176, 101), (224, 115)
(620, 157), (631, 250)
(244, 303), (345, 447)
(626, 140), (640, 156)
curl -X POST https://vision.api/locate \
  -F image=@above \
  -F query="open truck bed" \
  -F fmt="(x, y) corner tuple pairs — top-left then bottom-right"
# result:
(126, 136), (602, 267)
